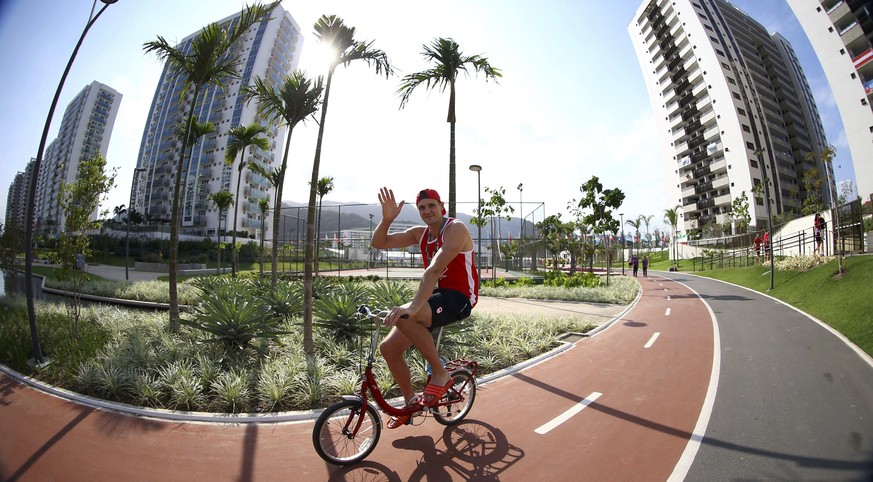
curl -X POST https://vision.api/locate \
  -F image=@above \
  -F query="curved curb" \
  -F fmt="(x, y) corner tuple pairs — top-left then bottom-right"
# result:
(2, 282), (642, 425)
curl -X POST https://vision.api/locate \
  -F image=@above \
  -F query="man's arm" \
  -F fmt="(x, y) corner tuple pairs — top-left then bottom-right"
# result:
(371, 187), (421, 249)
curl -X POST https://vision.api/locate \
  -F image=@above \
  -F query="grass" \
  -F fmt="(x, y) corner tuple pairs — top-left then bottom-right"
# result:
(686, 255), (873, 356)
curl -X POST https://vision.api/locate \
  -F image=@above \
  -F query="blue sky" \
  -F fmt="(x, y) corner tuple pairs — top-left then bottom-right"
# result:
(0, 0), (853, 234)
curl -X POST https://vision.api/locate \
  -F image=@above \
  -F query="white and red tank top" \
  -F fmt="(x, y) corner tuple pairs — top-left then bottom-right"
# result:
(418, 217), (479, 307)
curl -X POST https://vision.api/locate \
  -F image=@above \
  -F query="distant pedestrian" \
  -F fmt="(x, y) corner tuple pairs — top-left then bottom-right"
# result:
(762, 231), (770, 261)
(813, 213), (824, 255)
(642, 255), (648, 277)
(631, 255), (639, 277)
(754, 233), (762, 262)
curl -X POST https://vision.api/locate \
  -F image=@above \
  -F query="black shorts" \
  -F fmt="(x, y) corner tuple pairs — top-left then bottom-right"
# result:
(427, 288), (473, 331)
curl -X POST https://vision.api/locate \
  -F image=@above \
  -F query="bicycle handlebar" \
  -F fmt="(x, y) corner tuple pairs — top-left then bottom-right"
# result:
(357, 305), (408, 321)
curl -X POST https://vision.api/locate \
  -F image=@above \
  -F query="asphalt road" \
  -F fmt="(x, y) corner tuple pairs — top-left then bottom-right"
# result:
(660, 271), (873, 481)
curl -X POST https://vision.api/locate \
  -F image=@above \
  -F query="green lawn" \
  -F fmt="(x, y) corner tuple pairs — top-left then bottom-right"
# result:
(659, 255), (873, 357)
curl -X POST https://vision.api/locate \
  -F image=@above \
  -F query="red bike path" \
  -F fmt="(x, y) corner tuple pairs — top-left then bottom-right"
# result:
(0, 274), (715, 481)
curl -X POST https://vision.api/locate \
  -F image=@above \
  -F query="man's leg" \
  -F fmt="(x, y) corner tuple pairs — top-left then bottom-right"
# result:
(380, 328), (415, 404)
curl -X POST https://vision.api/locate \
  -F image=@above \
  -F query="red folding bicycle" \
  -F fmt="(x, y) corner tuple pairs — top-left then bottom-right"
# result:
(312, 305), (478, 465)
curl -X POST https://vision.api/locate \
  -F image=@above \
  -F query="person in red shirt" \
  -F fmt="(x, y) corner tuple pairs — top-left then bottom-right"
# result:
(762, 231), (770, 260)
(754, 233), (762, 262)
(371, 187), (479, 428)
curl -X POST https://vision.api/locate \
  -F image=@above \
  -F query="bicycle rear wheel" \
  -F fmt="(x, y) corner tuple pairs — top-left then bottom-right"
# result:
(313, 399), (382, 465)
(432, 368), (476, 425)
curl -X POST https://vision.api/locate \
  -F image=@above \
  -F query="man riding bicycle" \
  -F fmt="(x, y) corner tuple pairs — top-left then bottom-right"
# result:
(370, 187), (479, 428)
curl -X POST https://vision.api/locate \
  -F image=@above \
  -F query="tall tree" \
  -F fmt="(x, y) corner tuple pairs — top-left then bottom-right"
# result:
(664, 205), (681, 270)
(570, 176), (624, 284)
(296, 15), (394, 355)
(210, 191), (234, 275)
(258, 195), (270, 276)
(398, 37), (501, 218)
(142, 2), (276, 327)
(314, 176), (334, 275)
(242, 72), (323, 289)
(225, 123), (270, 277)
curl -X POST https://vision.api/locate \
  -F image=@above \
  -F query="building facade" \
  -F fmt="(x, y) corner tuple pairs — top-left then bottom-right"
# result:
(133, 4), (303, 240)
(629, 0), (833, 237)
(34, 81), (122, 235)
(4, 159), (36, 232)
(788, 0), (873, 200)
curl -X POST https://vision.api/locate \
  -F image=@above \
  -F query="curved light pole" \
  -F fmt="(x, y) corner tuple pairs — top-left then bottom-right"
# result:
(619, 212), (625, 275)
(754, 147), (775, 291)
(368, 213), (374, 270)
(23, 0), (119, 367)
(125, 167), (147, 280)
(469, 165), (482, 280)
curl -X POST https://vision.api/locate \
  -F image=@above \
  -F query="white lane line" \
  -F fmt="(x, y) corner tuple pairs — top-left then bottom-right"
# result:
(665, 308), (671, 316)
(667, 296), (672, 301)
(535, 392), (602, 435)
(644, 332), (661, 348)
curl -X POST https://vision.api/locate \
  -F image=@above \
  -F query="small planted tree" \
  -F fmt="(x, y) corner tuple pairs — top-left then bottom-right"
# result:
(56, 153), (117, 339)
(225, 123), (270, 277)
(210, 191), (234, 275)
(570, 176), (625, 285)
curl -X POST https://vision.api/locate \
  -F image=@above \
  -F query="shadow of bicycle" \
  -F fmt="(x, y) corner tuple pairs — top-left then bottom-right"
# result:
(391, 419), (524, 481)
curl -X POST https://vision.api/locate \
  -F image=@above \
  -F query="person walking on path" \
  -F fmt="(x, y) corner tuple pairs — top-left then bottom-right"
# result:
(754, 233), (762, 263)
(370, 187), (479, 429)
(642, 255), (648, 277)
(631, 255), (639, 277)
(813, 213), (825, 255)
(763, 231), (770, 261)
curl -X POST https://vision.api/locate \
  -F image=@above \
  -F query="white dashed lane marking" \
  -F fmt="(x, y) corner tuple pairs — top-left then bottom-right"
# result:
(535, 392), (603, 435)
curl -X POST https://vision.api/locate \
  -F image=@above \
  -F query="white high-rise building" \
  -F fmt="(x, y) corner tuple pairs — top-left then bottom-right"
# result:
(788, 0), (873, 201)
(629, 0), (833, 237)
(34, 80), (122, 235)
(134, 4), (303, 239)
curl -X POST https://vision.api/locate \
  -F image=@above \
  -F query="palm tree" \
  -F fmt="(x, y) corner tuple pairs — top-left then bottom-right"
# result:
(625, 217), (641, 260)
(639, 214), (654, 251)
(248, 162), (283, 277)
(242, 72), (323, 289)
(210, 191), (234, 275)
(664, 205), (681, 270)
(297, 15), (395, 355)
(225, 123), (270, 277)
(398, 37), (501, 217)
(314, 176), (334, 275)
(258, 195), (270, 276)
(142, 2), (276, 327)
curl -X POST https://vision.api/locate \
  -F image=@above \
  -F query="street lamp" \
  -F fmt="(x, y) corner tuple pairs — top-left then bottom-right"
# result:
(22, 0), (119, 367)
(469, 165), (482, 280)
(517, 183), (523, 239)
(619, 212), (625, 275)
(754, 147), (775, 291)
(368, 213), (374, 270)
(125, 167), (147, 280)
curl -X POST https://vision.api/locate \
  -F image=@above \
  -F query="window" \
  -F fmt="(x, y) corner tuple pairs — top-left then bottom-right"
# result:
(750, 159), (758, 168)
(746, 141), (755, 149)
(722, 62), (730, 69)
(733, 92), (742, 100)
(716, 49), (725, 57)
(742, 124), (751, 133)
(738, 107), (746, 116)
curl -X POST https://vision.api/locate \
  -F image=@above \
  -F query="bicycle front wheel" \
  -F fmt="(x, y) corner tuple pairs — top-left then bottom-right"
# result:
(313, 399), (382, 465)
(432, 368), (476, 425)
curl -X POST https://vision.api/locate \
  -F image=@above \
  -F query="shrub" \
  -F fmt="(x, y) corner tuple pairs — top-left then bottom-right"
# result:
(183, 277), (287, 355)
(775, 254), (833, 271)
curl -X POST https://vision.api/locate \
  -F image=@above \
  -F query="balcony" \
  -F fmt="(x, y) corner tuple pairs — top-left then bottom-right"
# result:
(694, 181), (713, 194)
(692, 165), (711, 179)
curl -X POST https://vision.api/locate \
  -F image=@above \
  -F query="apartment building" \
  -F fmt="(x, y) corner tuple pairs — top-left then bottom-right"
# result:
(788, 0), (873, 200)
(34, 81), (122, 235)
(4, 160), (36, 231)
(134, 4), (303, 239)
(629, 0), (833, 237)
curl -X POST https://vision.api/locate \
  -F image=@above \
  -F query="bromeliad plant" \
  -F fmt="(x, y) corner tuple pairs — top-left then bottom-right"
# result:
(183, 277), (287, 355)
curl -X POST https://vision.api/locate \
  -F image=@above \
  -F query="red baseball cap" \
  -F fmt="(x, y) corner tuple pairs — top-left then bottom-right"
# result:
(416, 189), (446, 215)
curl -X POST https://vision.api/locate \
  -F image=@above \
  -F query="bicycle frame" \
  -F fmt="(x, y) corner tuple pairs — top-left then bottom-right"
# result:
(348, 306), (478, 425)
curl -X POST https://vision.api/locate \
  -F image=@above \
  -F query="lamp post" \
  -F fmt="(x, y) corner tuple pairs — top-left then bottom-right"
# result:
(125, 167), (147, 280)
(23, 0), (118, 367)
(469, 165), (482, 280)
(754, 147), (775, 291)
(517, 183), (523, 272)
(368, 213), (374, 270)
(619, 212), (625, 275)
